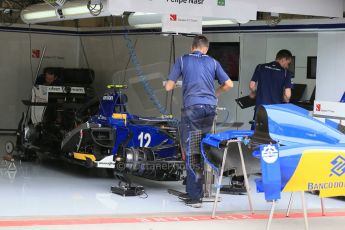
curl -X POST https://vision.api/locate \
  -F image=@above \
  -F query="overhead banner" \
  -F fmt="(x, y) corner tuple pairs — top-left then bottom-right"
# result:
(162, 14), (202, 34)
(107, 0), (257, 22)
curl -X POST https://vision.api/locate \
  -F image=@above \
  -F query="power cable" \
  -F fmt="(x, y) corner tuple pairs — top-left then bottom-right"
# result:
(121, 15), (167, 115)
(87, 0), (103, 16)
(169, 35), (176, 115)
(121, 39), (138, 85)
(165, 35), (174, 113)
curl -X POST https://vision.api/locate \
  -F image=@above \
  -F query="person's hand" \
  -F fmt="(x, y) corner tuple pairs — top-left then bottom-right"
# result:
(249, 91), (256, 99)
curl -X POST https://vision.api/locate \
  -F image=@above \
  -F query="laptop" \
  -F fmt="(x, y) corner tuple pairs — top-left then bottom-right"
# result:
(235, 95), (256, 109)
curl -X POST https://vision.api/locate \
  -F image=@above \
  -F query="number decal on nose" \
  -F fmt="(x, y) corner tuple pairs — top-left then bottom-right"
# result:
(138, 132), (152, 147)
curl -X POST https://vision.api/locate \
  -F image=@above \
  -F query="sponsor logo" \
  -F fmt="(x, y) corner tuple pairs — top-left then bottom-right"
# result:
(32, 49), (41, 58)
(48, 86), (63, 92)
(307, 156), (345, 191)
(167, 15), (199, 23)
(217, 0), (225, 6)
(330, 155), (345, 177)
(316, 104), (321, 111)
(261, 145), (279, 164)
(103, 96), (114, 101)
(308, 181), (345, 191)
(97, 161), (115, 169)
(170, 14), (177, 21)
(70, 88), (85, 94)
(98, 162), (115, 166)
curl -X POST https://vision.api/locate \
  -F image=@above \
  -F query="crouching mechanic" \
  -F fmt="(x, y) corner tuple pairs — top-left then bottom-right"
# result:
(165, 35), (233, 208)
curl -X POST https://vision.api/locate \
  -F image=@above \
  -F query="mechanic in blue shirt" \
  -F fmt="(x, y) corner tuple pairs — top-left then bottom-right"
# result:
(249, 49), (293, 129)
(165, 35), (233, 208)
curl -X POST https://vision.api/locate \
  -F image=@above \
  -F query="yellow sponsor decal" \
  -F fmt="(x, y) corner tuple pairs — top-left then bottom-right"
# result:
(112, 113), (127, 120)
(112, 113), (127, 125)
(283, 150), (345, 197)
(73, 153), (96, 162)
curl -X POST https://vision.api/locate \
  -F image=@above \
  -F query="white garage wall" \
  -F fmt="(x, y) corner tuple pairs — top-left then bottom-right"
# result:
(0, 24), (319, 130)
(237, 34), (268, 130)
(317, 32), (345, 102)
(0, 27), (79, 129)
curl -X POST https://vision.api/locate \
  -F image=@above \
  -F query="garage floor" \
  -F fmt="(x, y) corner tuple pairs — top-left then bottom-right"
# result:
(1, 136), (345, 229)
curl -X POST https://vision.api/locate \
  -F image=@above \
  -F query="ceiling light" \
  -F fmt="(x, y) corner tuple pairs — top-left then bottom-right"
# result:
(62, 6), (90, 16)
(21, 0), (110, 24)
(22, 10), (56, 21)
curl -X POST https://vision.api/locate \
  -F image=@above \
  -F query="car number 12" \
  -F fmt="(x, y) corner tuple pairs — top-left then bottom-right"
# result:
(138, 132), (151, 147)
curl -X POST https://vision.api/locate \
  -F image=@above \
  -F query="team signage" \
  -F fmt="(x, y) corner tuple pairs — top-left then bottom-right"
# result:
(162, 14), (202, 34)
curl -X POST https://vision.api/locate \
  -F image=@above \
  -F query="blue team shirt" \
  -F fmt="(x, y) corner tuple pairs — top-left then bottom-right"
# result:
(251, 61), (293, 107)
(167, 51), (230, 108)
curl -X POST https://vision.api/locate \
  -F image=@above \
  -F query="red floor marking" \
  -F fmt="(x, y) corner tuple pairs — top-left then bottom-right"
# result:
(1, 212), (345, 227)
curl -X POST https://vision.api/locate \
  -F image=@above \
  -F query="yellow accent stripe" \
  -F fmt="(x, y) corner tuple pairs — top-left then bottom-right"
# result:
(73, 153), (96, 162)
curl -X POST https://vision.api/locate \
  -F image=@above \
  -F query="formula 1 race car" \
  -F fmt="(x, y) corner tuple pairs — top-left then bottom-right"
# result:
(61, 84), (184, 182)
(16, 67), (96, 160)
(199, 102), (345, 197)
(17, 68), (183, 184)
(252, 103), (345, 200)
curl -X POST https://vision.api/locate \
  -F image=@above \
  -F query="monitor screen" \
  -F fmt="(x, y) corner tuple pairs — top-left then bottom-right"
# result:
(208, 42), (240, 81)
(290, 84), (306, 102)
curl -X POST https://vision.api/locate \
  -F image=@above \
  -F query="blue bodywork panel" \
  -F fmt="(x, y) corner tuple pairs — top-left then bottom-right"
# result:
(88, 92), (179, 158)
(262, 104), (345, 145)
(200, 103), (345, 200)
(252, 104), (345, 200)
(202, 130), (254, 148)
(200, 130), (254, 174)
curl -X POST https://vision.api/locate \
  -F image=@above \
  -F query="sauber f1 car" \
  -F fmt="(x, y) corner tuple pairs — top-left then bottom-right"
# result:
(252, 103), (345, 200)
(61, 84), (183, 181)
(17, 68), (183, 183)
(200, 103), (345, 198)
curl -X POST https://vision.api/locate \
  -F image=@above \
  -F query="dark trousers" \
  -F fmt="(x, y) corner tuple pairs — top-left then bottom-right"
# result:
(180, 104), (216, 200)
(251, 107), (257, 130)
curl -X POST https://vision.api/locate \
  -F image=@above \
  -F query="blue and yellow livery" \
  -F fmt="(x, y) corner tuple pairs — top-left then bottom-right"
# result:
(253, 104), (345, 199)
